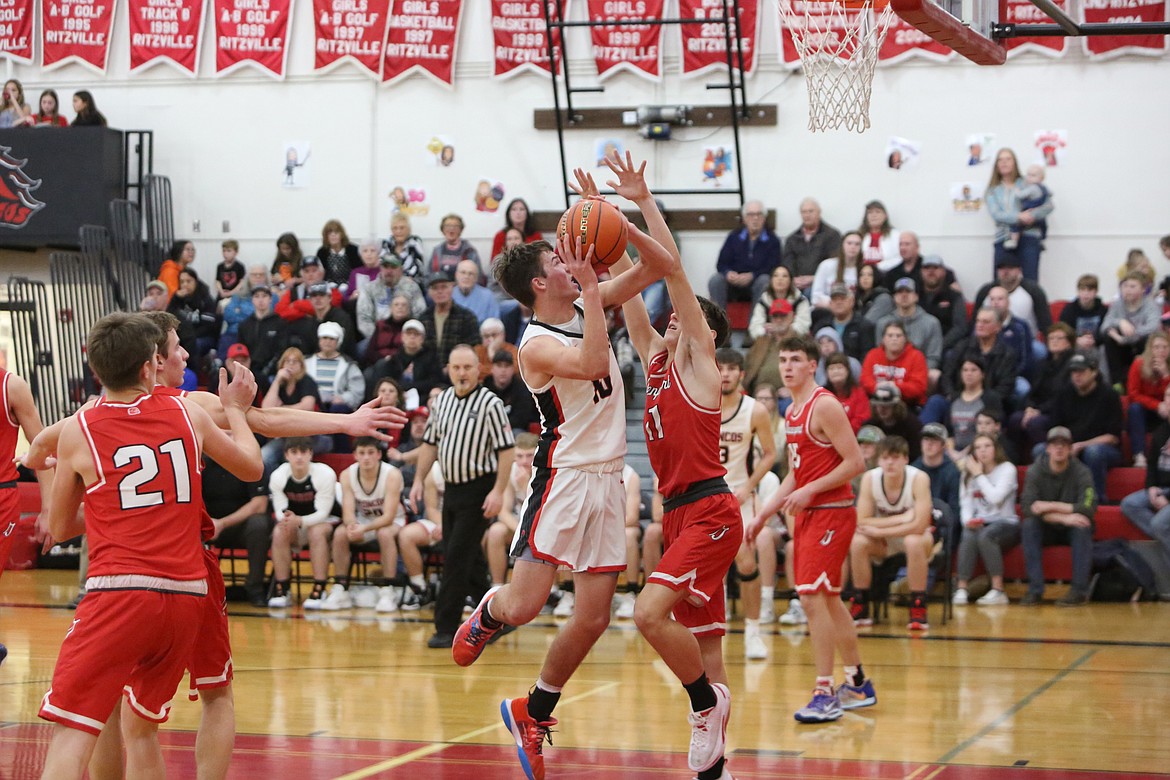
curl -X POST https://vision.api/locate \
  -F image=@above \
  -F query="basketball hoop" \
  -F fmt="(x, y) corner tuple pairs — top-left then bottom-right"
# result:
(777, 0), (897, 133)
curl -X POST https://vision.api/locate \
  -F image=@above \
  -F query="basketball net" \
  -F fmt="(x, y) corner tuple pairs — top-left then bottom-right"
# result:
(777, 0), (896, 133)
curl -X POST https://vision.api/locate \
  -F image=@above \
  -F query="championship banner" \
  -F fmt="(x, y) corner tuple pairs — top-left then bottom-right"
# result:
(128, 0), (206, 74)
(878, 15), (953, 63)
(1083, 0), (1166, 59)
(42, 0), (118, 72)
(588, 0), (664, 81)
(314, 0), (390, 76)
(679, 0), (758, 76)
(382, 0), (463, 86)
(0, 0), (35, 63)
(213, 0), (294, 77)
(1001, 0), (1068, 57)
(777, 0), (848, 67)
(491, 0), (562, 78)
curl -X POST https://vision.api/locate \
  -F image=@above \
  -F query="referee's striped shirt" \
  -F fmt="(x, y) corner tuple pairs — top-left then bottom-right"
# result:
(421, 385), (515, 485)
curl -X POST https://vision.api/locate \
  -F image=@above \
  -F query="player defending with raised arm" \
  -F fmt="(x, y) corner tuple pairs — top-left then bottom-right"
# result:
(38, 313), (262, 780)
(449, 157), (676, 780)
(606, 154), (740, 780)
(746, 334), (875, 724)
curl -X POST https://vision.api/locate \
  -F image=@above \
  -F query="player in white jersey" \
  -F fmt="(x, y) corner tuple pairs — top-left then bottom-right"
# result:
(716, 348), (776, 660)
(851, 435), (934, 630)
(318, 437), (405, 613)
(452, 154), (676, 780)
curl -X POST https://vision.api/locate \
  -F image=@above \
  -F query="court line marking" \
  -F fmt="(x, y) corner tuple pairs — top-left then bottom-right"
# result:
(330, 681), (620, 780)
(923, 766), (947, 780)
(935, 649), (1097, 764)
(904, 764), (931, 779)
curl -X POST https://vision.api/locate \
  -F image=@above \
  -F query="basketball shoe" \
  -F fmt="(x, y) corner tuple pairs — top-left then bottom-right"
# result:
(779, 598), (807, 625)
(0, 643), (6, 667)
(320, 584), (353, 611)
(688, 682), (730, 772)
(848, 595), (872, 627)
(907, 595), (929, 630)
(500, 697), (557, 780)
(452, 585), (502, 667)
(837, 679), (877, 710)
(691, 767), (734, 780)
(794, 689), (842, 723)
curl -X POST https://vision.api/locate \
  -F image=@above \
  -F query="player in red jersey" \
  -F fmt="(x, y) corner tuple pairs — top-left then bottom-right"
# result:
(26, 310), (405, 780)
(601, 154), (738, 780)
(746, 334), (875, 724)
(0, 365), (53, 669)
(37, 312), (262, 780)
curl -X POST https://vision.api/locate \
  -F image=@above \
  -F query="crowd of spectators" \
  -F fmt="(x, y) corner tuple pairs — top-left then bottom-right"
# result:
(0, 80), (106, 127)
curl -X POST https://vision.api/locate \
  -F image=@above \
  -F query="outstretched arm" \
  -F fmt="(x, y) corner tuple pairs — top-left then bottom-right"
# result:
(189, 365), (263, 482)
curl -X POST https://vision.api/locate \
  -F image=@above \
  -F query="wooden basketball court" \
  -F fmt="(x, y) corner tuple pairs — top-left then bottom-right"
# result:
(2, 568), (1168, 779)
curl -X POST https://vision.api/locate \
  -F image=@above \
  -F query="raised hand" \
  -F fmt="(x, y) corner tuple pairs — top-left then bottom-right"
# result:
(603, 151), (651, 203)
(219, 362), (258, 411)
(344, 397), (408, 440)
(568, 167), (601, 200)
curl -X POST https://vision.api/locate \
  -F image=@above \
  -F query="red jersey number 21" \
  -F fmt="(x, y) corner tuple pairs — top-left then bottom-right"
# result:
(114, 440), (192, 510)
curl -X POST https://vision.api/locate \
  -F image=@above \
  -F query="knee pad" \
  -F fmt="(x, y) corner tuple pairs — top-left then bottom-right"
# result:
(737, 567), (760, 583)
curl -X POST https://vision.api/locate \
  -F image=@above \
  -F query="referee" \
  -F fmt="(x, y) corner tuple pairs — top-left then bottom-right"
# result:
(409, 344), (515, 648)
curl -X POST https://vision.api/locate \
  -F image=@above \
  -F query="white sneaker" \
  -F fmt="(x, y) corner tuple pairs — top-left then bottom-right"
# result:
(759, 600), (775, 625)
(1133, 454), (1148, 469)
(687, 682), (731, 772)
(375, 586), (399, 613)
(744, 628), (768, 660)
(976, 589), (1009, 606)
(352, 586), (379, 609)
(320, 584), (353, 611)
(614, 592), (636, 619)
(952, 588), (969, 605)
(778, 599), (807, 625)
(554, 591), (575, 617)
(267, 593), (291, 608)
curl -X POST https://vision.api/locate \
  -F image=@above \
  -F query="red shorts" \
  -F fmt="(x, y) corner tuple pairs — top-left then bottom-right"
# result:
(793, 506), (856, 595)
(39, 588), (205, 735)
(648, 493), (742, 637)
(0, 488), (18, 578)
(188, 548), (233, 700)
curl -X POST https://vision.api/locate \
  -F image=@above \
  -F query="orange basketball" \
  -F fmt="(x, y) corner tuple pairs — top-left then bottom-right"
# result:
(556, 199), (629, 267)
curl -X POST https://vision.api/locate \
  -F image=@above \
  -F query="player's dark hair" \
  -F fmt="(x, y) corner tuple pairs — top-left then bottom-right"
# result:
(877, 435), (910, 458)
(881, 320), (907, 339)
(353, 436), (380, 451)
(494, 240), (552, 309)
(283, 436), (315, 454)
(822, 351), (857, 395)
(139, 311), (180, 356)
(374, 377), (405, 410)
(714, 347), (743, 369)
(1160, 234), (1170, 251)
(87, 313), (162, 392)
(779, 333), (818, 361)
(698, 296), (731, 349)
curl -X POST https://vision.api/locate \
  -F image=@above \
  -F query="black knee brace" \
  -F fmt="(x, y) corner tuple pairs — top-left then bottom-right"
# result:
(737, 567), (760, 583)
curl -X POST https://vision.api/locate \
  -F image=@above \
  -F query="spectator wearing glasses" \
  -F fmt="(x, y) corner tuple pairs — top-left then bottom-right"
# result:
(708, 200), (779, 309)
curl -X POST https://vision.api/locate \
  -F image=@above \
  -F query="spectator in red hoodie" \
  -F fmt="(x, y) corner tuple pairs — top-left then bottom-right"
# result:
(275, 255), (344, 322)
(861, 320), (928, 407)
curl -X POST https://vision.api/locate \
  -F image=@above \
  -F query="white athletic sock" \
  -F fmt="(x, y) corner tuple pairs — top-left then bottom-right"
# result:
(761, 586), (775, 603)
(410, 574), (426, 590)
(536, 676), (563, 694)
(745, 618), (760, 633)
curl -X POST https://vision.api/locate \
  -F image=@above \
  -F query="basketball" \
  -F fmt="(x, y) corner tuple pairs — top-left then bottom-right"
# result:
(556, 199), (629, 266)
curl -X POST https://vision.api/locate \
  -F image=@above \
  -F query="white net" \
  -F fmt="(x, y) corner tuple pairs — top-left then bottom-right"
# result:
(777, 0), (897, 133)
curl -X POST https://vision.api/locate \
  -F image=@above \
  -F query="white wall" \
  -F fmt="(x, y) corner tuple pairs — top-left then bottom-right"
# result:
(5, 1), (1168, 300)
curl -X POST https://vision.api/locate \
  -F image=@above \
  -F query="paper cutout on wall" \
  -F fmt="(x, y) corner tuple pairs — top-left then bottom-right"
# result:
(951, 182), (983, 213)
(885, 137), (920, 170)
(282, 141), (310, 188)
(427, 136), (455, 167)
(965, 133), (995, 166)
(474, 179), (504, 213)
(702, 146), (733, 187)
(390, 186), (429, 216)
(1034, 130), (1067, 166)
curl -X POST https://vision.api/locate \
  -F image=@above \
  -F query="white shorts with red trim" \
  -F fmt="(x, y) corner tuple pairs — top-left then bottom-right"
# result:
(510, 460), (626, 573)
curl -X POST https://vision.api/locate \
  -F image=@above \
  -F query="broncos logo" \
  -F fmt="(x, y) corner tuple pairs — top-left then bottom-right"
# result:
(0, 146), (45, 229)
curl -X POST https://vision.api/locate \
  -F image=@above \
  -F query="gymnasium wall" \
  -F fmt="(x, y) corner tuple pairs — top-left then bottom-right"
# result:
(4, 2), (1168, 300)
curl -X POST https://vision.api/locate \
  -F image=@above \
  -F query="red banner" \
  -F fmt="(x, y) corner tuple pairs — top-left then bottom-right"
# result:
(679, 0), (758, 76)
(42, 0), (118, 72)
(213, 0), (294, 77)
(314, 0), (389, 76)
(128, 0), (206, 74)
(1083, 0), (1166, 58)
(588, 0), (664, 81)
(382, 0), (462, 85)
(879, 15), (953, 63)
(491, 0), (562, 78)
(1000, 0), (1067, 57)
(0, 0), (34, 63)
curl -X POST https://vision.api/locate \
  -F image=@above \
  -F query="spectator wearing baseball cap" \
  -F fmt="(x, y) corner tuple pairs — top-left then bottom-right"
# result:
(743, 292), (798, 394)
(917, 255), (969, 353)
(140, 279), (170, 312)
(1020, 424), (1097, 606)
(419, 270), (480, 366)
(484, 347), (539, 434)
(237, 281), (285, 379)
(809, 281), (874, 362)
(208, 342), (265, 401)
(851, 424), (886, 497)
(860, 320), (929, 408)
(874, 276), (944, 383)
(273, 253), (346, 331)
(365, 317), (445, 402)
(283, 276), (359, 360)
(912, 422), (961, 539)
(746, 265), (810, 346)
(304, 320), (365, 418)
(355, 248), (426, 352)
(863, 381), (924, 461)
(1038, 349), (1121, 498)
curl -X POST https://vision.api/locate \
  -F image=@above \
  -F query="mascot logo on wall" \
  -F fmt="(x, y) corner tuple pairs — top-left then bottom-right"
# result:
(0, 146), (45, 229)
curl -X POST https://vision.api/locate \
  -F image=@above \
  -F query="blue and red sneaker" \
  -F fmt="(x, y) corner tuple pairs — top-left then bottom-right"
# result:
(452, 585), (502, 667)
